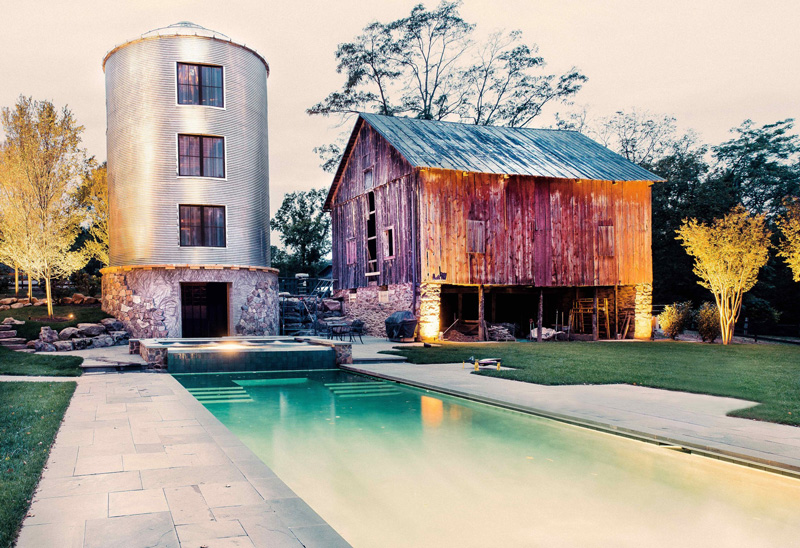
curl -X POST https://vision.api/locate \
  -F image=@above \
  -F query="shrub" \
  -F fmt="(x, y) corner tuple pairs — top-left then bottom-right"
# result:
(658, 301), (693, 339)
(696, 302), (721, 343)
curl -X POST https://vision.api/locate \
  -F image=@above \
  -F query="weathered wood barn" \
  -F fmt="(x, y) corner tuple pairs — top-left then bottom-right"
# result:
(324, 113), (663, 340)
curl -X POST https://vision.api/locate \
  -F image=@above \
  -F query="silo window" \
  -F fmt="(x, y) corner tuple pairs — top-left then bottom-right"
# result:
(177, 63), (224, 107)
(179, 205), (226, 247)
(178, 135), (225, 178)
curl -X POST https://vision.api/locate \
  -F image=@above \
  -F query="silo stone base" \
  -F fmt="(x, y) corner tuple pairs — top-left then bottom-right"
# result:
(101, 265), (279, 339)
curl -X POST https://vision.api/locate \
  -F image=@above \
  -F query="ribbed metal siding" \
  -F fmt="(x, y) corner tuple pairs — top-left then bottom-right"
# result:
(105, 36), (270, 267)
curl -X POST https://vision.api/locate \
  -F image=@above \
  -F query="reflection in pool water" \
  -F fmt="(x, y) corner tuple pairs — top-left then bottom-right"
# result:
(176, 370), (800, 548)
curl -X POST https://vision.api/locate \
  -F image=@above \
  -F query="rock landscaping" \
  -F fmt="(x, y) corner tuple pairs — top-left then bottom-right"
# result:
(0, 293), (99, 311)
(0, 317), (27, 350)
(26, 320), (130, 352)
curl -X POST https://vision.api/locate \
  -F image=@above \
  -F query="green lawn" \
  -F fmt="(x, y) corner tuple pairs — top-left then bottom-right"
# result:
(0, 346), (82, 377)
(0, 305), (109, 342)
(0, 382), (76, 548)
(383, 341), (800, 426)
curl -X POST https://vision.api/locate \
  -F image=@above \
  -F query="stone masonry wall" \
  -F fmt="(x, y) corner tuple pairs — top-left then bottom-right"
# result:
(634, 283), (654, 340)
(335, 282), (416, 337)
(102, 266), (279, 339)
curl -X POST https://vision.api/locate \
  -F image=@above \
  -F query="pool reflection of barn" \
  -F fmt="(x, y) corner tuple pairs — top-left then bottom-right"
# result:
(325, 114), (662, 340)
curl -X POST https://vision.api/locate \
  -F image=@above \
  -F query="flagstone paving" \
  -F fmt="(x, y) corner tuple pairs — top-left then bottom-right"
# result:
(14, 372), (350, 548)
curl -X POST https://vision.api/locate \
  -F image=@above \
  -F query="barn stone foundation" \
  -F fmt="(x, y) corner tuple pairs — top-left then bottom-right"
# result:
(633, 283), (653, 339)
(418, 283), (441, 340)
(101, 265), (279, 339)
(336, 282), (416, 337)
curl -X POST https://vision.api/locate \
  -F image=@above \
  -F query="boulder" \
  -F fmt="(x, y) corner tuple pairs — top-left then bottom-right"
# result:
(109, 331), (130, 345)
(26, 340), (37, 349)
(0, 297), (16, 305)
(0, 330), (17, 339)
(61, 297), (74, 305)
(2, 317), (25, 325)
(10, 303), (25, 309)
(71, 337), (91, 350)
(90, 334), (114, 348)
(83, 297), (98, 305)
(40, 327), (60, 344)
(71, 293), (85, 304)
(323, 299), (342, 312)
(59, 327), (81, 340)
(33, 300), (47, 306)
(0, 305), (9, 311)
(100, 318), (125, 331)
(33, 340), (56, 352)
(77, 323), (106, 337)
(16, 299), (30, 305)
(53, 340), (74, 352)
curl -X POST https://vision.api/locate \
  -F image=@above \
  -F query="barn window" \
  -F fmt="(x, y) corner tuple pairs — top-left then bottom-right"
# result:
(346, 238), (356, 265)
(179, 205), (225, 247)
(384, 227), (395, 259)
(467, 220), (486, 254)
(364, 167), (374, 190)
(177, 63), (224, 107)
(178, 135), (225, 178)
(598, 221), (615, 257)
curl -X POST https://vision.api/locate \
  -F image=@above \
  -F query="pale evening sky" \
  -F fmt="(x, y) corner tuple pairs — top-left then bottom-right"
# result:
(1, 0), (798, 220)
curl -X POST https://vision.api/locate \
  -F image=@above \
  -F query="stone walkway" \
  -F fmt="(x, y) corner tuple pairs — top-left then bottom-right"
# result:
(343, 361), (800, 477)
(15, 372), (350, 548)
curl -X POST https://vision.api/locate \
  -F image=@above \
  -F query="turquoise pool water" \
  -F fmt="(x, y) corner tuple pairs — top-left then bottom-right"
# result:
(175, 370), (800, 547)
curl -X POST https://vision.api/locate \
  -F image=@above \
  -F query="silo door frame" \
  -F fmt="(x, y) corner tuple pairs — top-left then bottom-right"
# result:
(180, 282), (230, 338)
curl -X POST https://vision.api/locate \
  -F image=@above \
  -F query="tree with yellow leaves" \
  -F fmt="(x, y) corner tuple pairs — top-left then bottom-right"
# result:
(77, 162), (110, 266)
(677, 205), (771, 345)
(0, 96), (87, 317)
(777, 197), (800, 282)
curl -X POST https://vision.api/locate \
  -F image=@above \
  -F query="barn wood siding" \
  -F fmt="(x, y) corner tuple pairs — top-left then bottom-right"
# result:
(330, 123), (416, 289)
(418, 169), (652, 287)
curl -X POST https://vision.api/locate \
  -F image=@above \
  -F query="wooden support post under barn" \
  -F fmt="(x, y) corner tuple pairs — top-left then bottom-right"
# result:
(323, 113), (662, 341)
(537, 289), (543, 342)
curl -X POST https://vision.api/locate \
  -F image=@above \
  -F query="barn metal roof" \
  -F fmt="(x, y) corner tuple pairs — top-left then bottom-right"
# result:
(361, 113), (664, 182)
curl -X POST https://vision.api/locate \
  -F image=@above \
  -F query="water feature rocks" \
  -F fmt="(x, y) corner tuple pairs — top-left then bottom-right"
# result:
(40, 327), (60, 344)
(53, 340), (74, 352)
(59, 327), (81, 340)
(100, 318), (125, 331)
(77, 323), (106, 336)
(33, 340), (55, 352)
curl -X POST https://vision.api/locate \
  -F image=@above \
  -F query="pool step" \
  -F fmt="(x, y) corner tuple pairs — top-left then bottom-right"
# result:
(326, 381), (402, 398)
(187, 386), (253, 404)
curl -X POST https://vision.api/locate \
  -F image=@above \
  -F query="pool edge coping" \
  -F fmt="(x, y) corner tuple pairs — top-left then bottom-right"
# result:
(340, 364), (800, 482)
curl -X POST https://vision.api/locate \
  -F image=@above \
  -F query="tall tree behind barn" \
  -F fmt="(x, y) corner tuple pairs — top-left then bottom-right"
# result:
(325, 114), (662, 340)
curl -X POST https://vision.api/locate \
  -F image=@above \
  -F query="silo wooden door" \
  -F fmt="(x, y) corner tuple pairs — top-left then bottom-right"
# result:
(181, 282), (229, 337)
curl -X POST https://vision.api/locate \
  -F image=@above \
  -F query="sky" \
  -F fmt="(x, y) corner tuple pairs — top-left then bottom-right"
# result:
(1, 0), (798, 219)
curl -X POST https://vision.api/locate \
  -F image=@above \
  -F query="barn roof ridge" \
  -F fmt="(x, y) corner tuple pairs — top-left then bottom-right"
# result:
(325, 112), (664, 209)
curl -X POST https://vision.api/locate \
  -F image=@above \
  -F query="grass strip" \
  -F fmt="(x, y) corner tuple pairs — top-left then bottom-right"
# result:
(0, 381), (76, 548)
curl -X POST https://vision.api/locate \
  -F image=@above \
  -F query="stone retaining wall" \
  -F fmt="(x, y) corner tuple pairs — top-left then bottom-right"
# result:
(335, 282), (416, 337)
(102, 265), (279, 339)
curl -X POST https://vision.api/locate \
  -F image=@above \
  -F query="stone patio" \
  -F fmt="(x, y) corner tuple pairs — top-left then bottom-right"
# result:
(14, 371), (350, 548)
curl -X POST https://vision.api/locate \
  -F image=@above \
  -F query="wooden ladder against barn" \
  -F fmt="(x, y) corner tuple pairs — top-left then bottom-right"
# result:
(569, 298), (611, 339)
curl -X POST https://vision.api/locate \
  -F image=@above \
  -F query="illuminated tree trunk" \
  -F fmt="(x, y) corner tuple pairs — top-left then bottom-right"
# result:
(27, 272), (32, 300)
(45, 266), (54, 318)
(715, 288), (743, 345)
(14, 266), (18, 295)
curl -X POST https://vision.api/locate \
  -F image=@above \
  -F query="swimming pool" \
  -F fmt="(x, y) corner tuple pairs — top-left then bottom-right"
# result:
(175, 370), (800, 547)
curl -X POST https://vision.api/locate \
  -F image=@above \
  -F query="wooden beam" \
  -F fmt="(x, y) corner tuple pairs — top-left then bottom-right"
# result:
(537, 289), (543, 343)
(614, 285), (619, 339)
(592, 288), (599, 341)
(478, 285), (486, 341)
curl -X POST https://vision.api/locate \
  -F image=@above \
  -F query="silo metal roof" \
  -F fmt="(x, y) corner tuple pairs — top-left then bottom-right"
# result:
(102, 21), (269, 73)
(360, 113), (664, 182)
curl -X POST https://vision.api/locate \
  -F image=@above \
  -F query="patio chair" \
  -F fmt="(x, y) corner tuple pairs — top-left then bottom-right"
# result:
(350, 320), (365, 344)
